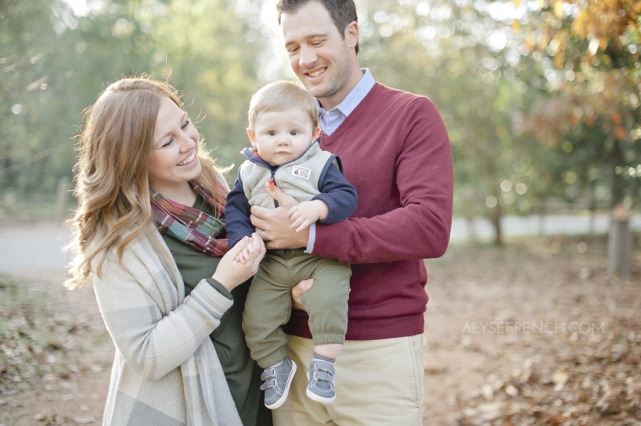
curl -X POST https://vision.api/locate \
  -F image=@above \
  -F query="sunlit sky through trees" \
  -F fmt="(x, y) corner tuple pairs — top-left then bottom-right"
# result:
(62, 0), (292, 80)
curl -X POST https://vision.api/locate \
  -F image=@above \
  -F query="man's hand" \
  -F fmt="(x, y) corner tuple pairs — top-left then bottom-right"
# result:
(250, 181), (310, 249)
(291, 279), (313, 310)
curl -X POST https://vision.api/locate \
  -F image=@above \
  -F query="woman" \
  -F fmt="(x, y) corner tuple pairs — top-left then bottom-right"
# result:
(65, 77), (270, 425)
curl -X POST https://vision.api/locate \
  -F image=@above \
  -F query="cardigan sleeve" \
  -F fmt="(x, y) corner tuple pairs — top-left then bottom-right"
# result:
(93, 255), (233, 381)
(312, 96), (453, 264)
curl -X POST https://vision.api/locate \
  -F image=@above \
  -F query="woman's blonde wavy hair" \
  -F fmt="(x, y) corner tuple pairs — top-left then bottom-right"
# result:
(65, 77), (225, 289)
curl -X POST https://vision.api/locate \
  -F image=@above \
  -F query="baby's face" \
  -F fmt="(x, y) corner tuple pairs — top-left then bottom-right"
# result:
(248, 108), (320, 166)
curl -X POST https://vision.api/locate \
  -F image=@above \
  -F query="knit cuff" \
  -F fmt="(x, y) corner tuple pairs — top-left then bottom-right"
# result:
(205, 278), (233, 300)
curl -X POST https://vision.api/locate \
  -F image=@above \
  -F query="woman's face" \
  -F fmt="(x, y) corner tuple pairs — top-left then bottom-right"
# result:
(147, 96), (201, 200)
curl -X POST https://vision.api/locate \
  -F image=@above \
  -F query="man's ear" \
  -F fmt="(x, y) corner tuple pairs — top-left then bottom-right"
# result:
(246, 128), (257, 146)
(345, 21), (359, 50)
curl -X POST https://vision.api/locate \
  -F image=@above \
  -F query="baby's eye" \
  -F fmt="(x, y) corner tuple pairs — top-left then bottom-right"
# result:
(181, 119), (190, 129)
(268, 131), (276, 136)
(290, 131), (299, 136)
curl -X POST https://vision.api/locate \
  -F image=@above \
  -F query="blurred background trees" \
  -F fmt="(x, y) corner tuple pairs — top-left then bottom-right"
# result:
(519, 0), (641, 211)
(1, 0), (639, 244)
(1, 0), (264, 208)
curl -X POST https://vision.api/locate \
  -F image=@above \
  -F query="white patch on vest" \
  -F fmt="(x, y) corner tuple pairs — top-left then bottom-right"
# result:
(291, 166), (311, 180)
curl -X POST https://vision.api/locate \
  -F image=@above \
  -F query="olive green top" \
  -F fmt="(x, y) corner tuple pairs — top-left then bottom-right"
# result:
(161, 196), (271, 426)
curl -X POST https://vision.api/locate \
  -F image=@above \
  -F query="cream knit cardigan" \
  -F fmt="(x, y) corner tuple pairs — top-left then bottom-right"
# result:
(92, 227), (243, 426)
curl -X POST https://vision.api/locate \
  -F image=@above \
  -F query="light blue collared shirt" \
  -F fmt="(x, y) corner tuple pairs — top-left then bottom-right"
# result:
(306, 68), (376, 252)
(318, 68), (376, 136)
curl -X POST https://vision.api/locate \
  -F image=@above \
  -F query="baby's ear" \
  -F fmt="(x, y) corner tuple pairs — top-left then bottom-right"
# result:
(313, 127), (321, 140)
(246, 128), (257, 145)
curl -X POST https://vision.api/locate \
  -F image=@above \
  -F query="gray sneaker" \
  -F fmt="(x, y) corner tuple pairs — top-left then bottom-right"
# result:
(260, 358), (297, 410)
(306, 356), (336, 404)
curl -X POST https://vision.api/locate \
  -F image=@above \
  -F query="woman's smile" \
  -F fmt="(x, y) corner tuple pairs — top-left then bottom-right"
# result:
(177, 151), (196, 166)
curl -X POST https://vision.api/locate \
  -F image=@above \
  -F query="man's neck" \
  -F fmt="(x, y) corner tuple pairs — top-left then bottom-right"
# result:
(318, 65), (364, 110)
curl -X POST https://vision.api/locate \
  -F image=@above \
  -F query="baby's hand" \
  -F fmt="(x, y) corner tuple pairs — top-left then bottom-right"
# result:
(288, 200), (328, 232)
(234, 242), (254, 263)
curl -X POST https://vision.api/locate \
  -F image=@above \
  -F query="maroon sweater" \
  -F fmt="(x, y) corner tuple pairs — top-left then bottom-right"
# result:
(283, 82), (453, 340)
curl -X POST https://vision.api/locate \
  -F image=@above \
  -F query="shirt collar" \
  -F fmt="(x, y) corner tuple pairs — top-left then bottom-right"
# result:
(317, 68), (375, 117)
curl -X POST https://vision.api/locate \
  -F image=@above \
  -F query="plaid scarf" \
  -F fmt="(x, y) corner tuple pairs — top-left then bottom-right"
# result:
(150, 182), (230, 257)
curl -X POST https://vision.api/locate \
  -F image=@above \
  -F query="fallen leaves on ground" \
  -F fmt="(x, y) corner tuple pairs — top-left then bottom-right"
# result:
(0, 277), (76, 395)
(424, 235), (640, 425)
(0, 276), (110, 425)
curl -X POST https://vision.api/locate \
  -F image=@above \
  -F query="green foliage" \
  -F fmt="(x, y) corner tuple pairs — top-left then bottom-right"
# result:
(519, 0), (641, 208)
(146, 0), (265, 171)
(0, 0), (266, 206)
(0, 0), (71, 195)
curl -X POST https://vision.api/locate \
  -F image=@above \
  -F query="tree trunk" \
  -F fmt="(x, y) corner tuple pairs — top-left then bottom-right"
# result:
(588, 182), (597, 235)
(1, 146), (13, 187)
(466, 215), (478, 244)
(608, 204), (631, 276)
(630, 178), (639, 210)
(610, 139), (625, 208)
(537, 197), (547, 237)
(461, 185), (478, 244)
(490, 196), (503, 246)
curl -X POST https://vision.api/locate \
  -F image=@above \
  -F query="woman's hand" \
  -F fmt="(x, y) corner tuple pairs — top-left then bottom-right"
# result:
(291, 279), (313, 310)
(212, 234), (265, 291)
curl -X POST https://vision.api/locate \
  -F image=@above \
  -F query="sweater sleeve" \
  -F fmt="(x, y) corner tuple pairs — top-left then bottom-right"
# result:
(312, 96), (453, 264)
(225, 173), (255, 248)
(312, 158), (358, 224)
(93, 259), (233, 381)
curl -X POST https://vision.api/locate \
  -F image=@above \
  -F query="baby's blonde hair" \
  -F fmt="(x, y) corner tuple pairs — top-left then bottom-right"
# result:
(247, 81), (319, 131)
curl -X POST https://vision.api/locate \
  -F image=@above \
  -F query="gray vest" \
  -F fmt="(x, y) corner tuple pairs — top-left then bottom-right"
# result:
(239, 143), (335, 208)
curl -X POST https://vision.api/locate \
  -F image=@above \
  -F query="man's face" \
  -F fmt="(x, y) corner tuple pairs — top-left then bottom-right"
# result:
(281, 1), (359, 110)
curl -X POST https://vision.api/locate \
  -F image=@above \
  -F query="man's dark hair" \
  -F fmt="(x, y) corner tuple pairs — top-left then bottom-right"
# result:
(276, 0), (359, 54)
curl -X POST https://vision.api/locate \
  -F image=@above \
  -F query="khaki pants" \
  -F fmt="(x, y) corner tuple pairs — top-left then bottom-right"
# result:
(272, 334), (425, 426)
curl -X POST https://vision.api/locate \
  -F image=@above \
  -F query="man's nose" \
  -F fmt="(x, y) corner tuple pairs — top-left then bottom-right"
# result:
(298, 45), (317, 67)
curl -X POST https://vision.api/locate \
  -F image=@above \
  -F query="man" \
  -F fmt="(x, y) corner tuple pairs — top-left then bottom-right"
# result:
(250, 0), (453, 424)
